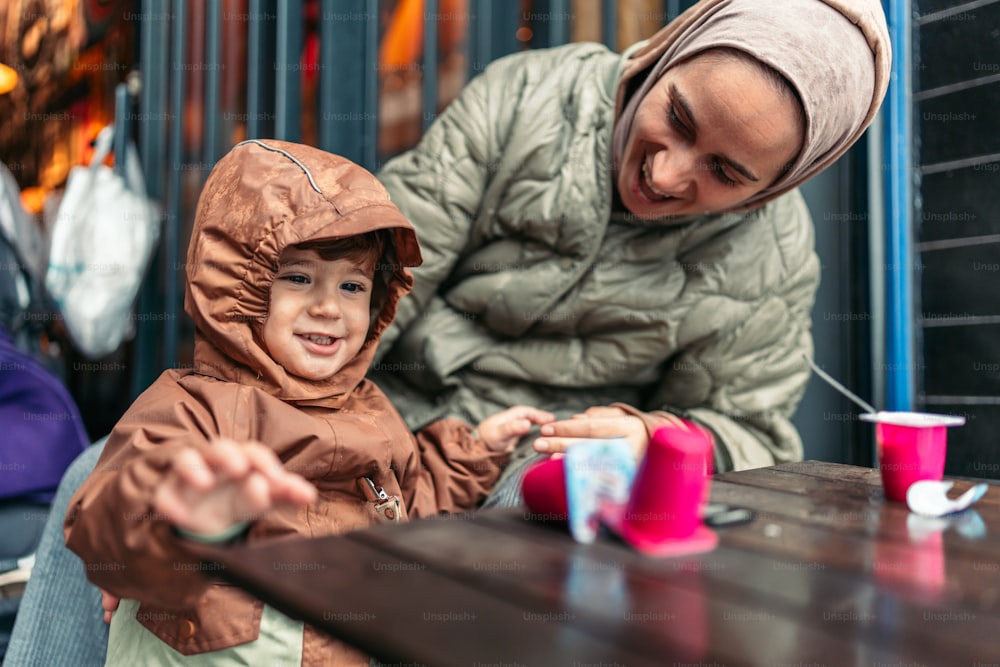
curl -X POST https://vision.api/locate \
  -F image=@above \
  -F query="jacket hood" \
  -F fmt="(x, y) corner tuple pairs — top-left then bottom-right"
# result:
(612, 0), (891, 213)
(184, 139), (422, 407)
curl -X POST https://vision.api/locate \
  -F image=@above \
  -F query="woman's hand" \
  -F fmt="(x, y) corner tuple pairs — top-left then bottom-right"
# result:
(476, 406), (557, 453)
(533, 406), (652, 459)
(152, 439), (317, 538)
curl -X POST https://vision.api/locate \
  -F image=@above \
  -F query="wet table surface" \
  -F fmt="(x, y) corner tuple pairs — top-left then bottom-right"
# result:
(205, 461), (1000, 666)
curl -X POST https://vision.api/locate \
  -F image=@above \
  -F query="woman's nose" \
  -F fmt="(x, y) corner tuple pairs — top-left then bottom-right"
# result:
(650, 148), (696, 199)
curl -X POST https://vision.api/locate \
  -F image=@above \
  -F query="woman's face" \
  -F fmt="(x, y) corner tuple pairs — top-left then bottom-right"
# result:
(616, 52), (804, 219)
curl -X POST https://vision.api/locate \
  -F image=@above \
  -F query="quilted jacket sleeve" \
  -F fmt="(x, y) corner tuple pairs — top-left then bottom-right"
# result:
(639, 196), (820, 472)
(374, 53), (524, 359)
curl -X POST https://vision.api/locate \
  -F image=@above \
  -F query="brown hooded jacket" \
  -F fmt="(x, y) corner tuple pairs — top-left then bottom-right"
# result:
(64, 140), (508, 664)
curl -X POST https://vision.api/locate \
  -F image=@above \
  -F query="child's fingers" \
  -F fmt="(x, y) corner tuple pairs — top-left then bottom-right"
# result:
(100, 589), (120, 624)
(234, 472), (273, 521)
(523, 407), (557, 425)
(200, 440), (282, 486)
(172, 448), (215, 490)
(236, 442), (290, 481)
(201, 440), (252, 479)
(152, 476), (195, 527)
(100, 589), (120, 614)
(249, 469), (307, 511)
(188, 441), (315, 511)
(244, 449), (317, 505)
(268, 473), (318, 506)
(495, 417), (532, 441)
(503, 406), (556, 425)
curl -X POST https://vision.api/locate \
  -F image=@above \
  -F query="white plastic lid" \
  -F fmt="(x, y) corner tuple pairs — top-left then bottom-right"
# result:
(858, 411), (966, 427)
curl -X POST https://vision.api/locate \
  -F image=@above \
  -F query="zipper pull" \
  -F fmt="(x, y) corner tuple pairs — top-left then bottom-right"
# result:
(357, 477), (401, 523)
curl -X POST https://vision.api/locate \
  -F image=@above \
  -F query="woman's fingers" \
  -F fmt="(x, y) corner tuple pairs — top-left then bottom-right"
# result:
(659, 412), (693, 430)
(575, 406), (629, 420)
(534, 415), (648, 458)
(540, 417), (628, 439)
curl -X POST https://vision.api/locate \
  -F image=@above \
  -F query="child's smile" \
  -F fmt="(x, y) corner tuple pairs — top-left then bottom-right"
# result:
(263, 246), (373, 381)
(295, 332), (343, 356)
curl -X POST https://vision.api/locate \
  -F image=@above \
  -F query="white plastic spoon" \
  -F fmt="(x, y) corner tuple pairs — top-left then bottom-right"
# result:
(802, 354), (878, 415)
(906, 480), (988, 518)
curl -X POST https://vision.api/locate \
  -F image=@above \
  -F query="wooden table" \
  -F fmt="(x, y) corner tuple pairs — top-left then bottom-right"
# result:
(206, 462), (1000, 666)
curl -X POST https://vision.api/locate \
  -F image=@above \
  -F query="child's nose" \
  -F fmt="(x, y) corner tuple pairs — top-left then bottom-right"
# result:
(308, 292), (342, 318)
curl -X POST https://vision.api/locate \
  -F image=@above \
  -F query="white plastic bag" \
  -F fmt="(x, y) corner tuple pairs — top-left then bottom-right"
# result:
(46, 126), (160, 359)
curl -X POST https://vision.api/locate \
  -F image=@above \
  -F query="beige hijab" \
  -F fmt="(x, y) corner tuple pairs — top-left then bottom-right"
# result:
(611, 0), (892, 212)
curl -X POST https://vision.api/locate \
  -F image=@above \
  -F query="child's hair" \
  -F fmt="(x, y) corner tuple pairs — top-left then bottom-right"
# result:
(293, 229), (396, 338)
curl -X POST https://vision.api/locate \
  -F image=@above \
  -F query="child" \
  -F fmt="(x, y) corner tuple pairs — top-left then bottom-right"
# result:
(63, 139), (554, 666)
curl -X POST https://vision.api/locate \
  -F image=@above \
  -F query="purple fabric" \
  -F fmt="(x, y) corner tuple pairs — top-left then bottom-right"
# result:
(0, 325), (88, 503)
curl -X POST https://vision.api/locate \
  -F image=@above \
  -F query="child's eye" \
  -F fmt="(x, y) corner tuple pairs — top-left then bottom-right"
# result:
(281, 274), (310, 285)
(341, 281), (366, 293)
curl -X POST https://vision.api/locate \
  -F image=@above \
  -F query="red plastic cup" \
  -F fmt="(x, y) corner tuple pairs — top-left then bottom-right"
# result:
(618, 425), (713, 544)
(520, 456), (568, 520)
(860, 412), (966, 502)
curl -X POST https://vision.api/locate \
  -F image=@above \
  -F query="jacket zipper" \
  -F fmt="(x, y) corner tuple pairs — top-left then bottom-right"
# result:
(357, 477), (401, 522)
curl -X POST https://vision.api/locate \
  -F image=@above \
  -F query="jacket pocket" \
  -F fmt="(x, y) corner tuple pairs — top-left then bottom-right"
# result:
(136, 584), (264, 655)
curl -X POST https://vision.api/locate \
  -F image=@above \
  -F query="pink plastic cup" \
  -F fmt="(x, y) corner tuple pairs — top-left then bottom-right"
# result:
(520, 456), (569, 520)
(618, 425), (713, 544)
(860, 412), (966, 502)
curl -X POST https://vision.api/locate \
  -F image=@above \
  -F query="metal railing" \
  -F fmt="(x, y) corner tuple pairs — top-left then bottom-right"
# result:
(127, 0), (691, 396)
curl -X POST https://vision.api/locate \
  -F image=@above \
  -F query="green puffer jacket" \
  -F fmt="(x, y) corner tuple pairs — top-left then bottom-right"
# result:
(372, 42), (820, 472)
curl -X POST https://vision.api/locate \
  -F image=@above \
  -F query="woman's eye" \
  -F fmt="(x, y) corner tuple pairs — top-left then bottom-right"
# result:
(668, 105), (689, 137)
(712, 160), (739, 187)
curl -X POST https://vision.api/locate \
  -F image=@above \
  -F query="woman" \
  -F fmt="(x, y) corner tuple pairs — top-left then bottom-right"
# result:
(369, 0), (890, 499)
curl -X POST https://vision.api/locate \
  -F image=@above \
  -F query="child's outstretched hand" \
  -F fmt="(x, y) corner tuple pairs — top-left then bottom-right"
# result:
(152, 439), (317, 539)
(476, 406), (556, 453)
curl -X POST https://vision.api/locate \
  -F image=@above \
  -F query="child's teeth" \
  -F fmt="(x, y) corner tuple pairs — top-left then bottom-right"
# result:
(306, 335), (333, 344)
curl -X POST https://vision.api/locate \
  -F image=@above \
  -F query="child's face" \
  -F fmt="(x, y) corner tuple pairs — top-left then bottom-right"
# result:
(262, 246), (374, 382)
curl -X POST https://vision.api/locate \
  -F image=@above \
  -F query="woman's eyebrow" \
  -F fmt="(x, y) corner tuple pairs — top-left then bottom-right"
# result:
(724, 158), (760, 183)
(670, 83), (761, 183)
